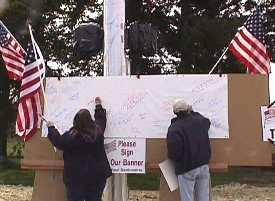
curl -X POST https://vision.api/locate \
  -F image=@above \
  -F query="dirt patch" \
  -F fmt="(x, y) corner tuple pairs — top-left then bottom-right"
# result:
(1, 183), (275, 201)
(129, 190), (159, 201)
(212, 183), (275, 201)
(0, 185), (32, 201)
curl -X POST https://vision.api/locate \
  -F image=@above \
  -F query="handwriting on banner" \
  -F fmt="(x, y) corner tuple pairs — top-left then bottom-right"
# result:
(121, 91), (149, 111)
(44, 75), (228, 138)
(108, 111), (131, 128)
(191, 78), (220, 93)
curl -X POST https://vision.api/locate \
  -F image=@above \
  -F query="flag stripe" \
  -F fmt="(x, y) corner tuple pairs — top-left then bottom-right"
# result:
(238, 31), (269, 68)
(2, 47), (25, 63)
(241, 28), (269, 61)
(20, 78), (41, 98)
(22, 100), (30, 129)
(16, 90), (42, 140)
(22, 62), (44, 79)
(5, 65), (24, 76)
(230, 41), (267, 74)
(2, 58), (24, 72)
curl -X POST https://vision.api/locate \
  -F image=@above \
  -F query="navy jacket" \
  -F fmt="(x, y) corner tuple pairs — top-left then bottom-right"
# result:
(167, 112), (211, 175)
(48, 105), (112, 185)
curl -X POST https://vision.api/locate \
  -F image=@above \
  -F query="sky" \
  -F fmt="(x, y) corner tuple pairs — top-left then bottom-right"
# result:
(270, 62), (275, 103)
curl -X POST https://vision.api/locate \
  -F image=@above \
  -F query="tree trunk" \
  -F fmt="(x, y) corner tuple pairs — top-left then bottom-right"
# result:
(178, 0), (193, 73)
(0, 66), (10, 164)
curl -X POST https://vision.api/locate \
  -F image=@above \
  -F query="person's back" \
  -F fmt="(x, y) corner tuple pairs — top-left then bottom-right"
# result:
(168, 112), (211, 175)
(47, 97), (112, 201)
(167, 99), (211, 201)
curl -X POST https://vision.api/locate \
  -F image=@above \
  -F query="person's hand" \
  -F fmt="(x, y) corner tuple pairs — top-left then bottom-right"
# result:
(46, 121), (55, 127)
(95, 97), (102, 105)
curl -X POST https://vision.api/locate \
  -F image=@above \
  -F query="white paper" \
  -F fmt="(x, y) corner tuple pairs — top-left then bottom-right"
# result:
(159, 159), (179, 191)
(42, 75), (229, 138)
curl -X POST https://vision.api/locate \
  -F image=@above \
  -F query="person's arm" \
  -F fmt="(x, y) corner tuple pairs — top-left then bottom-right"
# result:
(48, 126), (92, 151)
(47, 120), (87, 151)
(47, 126), (69, 150)
(167, 130), (183, 161)
(94, 97), (107, 132)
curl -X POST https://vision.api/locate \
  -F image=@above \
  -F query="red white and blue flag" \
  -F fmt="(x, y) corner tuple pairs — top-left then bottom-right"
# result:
(0, 21), (26, 81)
(229, 6), (271, 74)
(16, 26), (45, 141)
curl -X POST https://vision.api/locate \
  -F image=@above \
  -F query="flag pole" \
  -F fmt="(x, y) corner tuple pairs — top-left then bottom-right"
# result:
(208, 46), (230, 74)
(28, 24), (48, 111)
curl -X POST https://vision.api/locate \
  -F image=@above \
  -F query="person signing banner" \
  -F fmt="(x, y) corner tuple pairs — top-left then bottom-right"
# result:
(46, 97), (112, 201)
(166, 99), (211, 201)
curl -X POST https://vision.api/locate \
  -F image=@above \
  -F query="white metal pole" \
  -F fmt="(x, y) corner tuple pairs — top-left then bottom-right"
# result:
(103, 0), (128, 201)
(208, 46), (229, 74)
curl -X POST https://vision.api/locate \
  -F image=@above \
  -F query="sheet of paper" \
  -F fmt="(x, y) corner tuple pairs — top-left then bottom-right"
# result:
(159, 159), (179, 191)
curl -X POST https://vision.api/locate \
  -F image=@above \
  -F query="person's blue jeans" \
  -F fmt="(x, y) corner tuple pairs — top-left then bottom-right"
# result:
(177, 164), (210, 201)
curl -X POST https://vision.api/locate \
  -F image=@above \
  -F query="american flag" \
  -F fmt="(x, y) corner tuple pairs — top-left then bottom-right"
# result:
(16, 91), (42, 140)
(19, 41), (45, 98)
(0, 21), (26, 81)
(16, 27), (45, 141)
(264, 108), (275, 121)
(104, 140), (117, 154)
(229, 6), (271, 74)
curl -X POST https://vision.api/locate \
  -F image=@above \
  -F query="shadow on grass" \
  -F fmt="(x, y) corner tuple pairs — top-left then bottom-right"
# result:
(128, 172), (161, 190)
(212, 167), (275, 187)
(0, 158), (34, 186)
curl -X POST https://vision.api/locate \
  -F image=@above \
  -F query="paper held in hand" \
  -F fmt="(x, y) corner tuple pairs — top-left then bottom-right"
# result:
(159, 159), (179, 192)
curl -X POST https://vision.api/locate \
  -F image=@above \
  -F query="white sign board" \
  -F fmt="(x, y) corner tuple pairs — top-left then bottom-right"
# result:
(261, 106), (275, 141)
(43, 75), (229, 138)
(105, 138), (145, 173)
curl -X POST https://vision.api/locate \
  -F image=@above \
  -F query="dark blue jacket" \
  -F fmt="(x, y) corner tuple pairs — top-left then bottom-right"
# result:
(167, 112), (211, 175)
(48, 105), (112, 185)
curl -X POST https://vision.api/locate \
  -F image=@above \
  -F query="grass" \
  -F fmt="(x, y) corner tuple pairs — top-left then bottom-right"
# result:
(0, 159), (35, 186)
(212, 167), (275, 187)
(128, 172), (161, 190)
(128, 167), (275, 190)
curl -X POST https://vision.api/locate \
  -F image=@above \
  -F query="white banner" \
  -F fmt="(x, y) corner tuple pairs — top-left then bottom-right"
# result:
(105, 138), (146, 174)
(43, 75), (229, 138)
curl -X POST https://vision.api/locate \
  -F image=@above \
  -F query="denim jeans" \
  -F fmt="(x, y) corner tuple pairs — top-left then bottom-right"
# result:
(177, 164), (210, 201)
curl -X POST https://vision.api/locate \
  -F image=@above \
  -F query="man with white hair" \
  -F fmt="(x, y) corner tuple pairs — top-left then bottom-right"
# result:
(166, 99), (211, 201)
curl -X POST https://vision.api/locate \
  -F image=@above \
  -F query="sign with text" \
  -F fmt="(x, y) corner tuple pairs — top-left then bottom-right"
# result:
(104, 138), (146, 174)
(261, 106), (275, 141)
